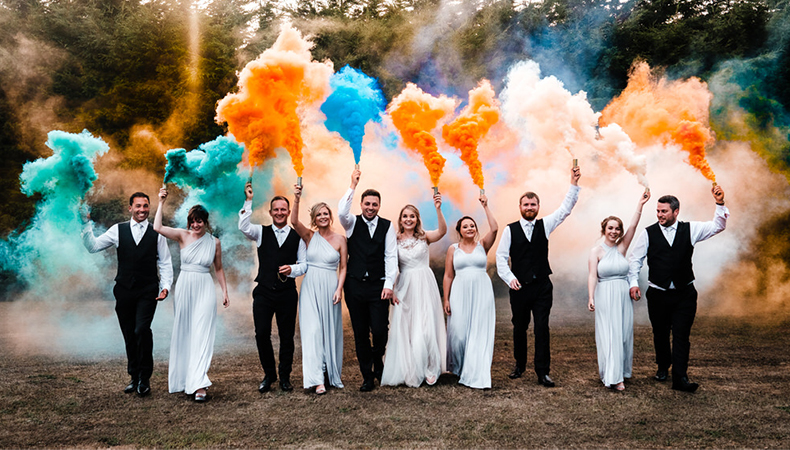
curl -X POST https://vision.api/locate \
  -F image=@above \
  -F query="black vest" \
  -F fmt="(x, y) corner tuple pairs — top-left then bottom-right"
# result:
(508, 219), (552, 282)
(646, 221), (695, 289)
(255, 225), (301, 292)
(347, 215), (390, 280)
(115, 221), (160, 291)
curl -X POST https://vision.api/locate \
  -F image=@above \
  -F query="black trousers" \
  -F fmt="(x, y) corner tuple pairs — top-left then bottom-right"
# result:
(344, 277), (389, 382)
(113, 284), (159, 382)
(646, 284), (698, 380)
(252, 287), (298, 382)
(509, 277), (553, 377)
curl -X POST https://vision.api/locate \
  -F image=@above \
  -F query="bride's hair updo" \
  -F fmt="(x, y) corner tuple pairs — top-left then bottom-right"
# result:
(397, 204), (426, 240)
(187, 204), (211, 232)
(309, 202), (333, 229)
(600, 215), (623, 241)
(455, 216), (479, 241)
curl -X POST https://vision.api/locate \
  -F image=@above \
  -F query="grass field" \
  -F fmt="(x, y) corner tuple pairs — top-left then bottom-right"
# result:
(1, 299), (789, 449)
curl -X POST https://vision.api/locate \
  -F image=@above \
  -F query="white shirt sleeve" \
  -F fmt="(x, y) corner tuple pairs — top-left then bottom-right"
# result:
(496, 225), (517, 285)
(383, 223), (398, 290)
(157, 233), (173, 292)
(289, 239), (308, 278)
(82, 222), (119, 253)
(627, 229), (649, 288)
(238, 200), (263, 247)
(542, 184), (581, 238)
(689, 204), (729, 245)
(338, 187), (356, 237)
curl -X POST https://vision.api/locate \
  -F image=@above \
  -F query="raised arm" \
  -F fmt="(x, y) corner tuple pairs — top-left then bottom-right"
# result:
(213, 237), (230, 308)
(290, 184), (314, 244)
(337, 169), (360, 234)
(479, 194), (499, 253)
(238, 182), (262, 245)
(587, 247), (602, 312)
(689, 185), (729, 244)
(333, 237), (348, 305)
(153, 187), (188, 243)
(425, 192), (448, 244)
(442, 245), (456, 315)
(542, 165), (582, 235)
(619, 189), (651, 254)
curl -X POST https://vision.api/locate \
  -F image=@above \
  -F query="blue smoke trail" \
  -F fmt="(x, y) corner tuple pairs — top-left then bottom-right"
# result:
(0, 130), (110, 290)
(321, 65), (386, 164)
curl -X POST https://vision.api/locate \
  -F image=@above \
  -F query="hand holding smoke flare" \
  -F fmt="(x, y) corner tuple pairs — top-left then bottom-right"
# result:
(215, 24), (333, 178)
(389, 83), (456, 190)
(321, 65), (386, 166)
(442, 79), (500, 191)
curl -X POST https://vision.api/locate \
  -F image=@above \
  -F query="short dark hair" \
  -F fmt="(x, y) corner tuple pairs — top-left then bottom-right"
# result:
(187, 204), (211, 231)
(360, 189), (381, 202)
(657, 195), (680, 211)
(129, 192), (150, 206)
(519, 192), (540, 205)
(270, 196), (290, 209)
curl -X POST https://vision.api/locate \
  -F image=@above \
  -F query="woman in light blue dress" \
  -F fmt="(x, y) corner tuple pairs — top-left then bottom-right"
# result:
(291, 183), (347, 395)
(154, 188), (229, 402)
(443, 194), (498, 389)
(587, 190), (650, 391)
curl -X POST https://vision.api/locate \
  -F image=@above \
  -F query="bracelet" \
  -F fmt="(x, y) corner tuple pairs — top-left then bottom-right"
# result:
(716, 202), (725, 206)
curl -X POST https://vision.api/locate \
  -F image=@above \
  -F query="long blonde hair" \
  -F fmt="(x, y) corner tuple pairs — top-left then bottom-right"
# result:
(397, 204), (426, 240)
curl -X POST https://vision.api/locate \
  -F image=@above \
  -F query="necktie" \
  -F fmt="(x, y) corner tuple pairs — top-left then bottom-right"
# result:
(663, 226), (675, 245)
(368, 220), (375, 238)
(133, 222), (145, 245)
(275, 228), (285, 247)
(524, 222), (533, 241)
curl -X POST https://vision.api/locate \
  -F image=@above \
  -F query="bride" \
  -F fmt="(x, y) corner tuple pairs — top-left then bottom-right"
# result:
(381, 192), (447, 387)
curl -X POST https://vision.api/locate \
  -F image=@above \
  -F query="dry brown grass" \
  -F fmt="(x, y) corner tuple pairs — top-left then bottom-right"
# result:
(1, 300), (789, 449)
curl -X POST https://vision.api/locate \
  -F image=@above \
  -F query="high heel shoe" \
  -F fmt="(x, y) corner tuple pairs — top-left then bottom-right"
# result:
(315, 384), (326, 395)
(194, 388), (208, 402)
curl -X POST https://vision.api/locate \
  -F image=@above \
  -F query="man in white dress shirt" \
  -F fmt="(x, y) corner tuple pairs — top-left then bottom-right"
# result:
(496, 166), (581, 387)
(338, 168), (397, 392)
(82, 192), (173, 397)
(239, 183), (307, 393)
(628, 185), (728, 392)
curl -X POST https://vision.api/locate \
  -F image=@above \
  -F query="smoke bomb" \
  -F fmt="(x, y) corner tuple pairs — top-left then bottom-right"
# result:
(297, 176), (303, 187)
(432, 186), (439, 195)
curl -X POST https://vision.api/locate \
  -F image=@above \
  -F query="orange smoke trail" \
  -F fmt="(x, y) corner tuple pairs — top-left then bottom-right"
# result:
(215, 25), (333, 177)
(388, 83), (456, 187)
(441, 80), (500, 189)
(601, 61), (716, 182)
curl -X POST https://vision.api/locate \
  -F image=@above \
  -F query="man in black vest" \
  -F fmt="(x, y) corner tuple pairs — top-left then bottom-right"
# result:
(628, 185), (728, 392)
(338, 168), (397, 392)
(82, 192), (173, 397)
(496, 166), (581, 387)
(239, 182), (306, 393)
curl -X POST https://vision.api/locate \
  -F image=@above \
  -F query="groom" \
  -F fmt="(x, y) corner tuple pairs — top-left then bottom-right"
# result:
(338, 168), (397, 392)
(82, 192), (173, 397)
(628, 185), (728, 392)
(239, 182), (307, 393)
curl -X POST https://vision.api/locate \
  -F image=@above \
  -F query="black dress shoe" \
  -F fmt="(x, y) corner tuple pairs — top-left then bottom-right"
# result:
(137, 380), (151, 397)
(538, 374), (555, 387)
(672, 377), (699, 393)
(360, 379), (375, 392)
(508, 366), (525, 379)
(258, 378), (275, 393)
(279, 379), (293, 392)
(124, 379), (138, 394)
(654, 369), (669, 382)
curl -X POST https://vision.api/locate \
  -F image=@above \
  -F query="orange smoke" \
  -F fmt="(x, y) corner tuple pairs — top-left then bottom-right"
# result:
(388, 83), (456, 187)
(215, 24), (333, 177)
(601, 61), (716, 182)
(441, 80), (500, 189)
